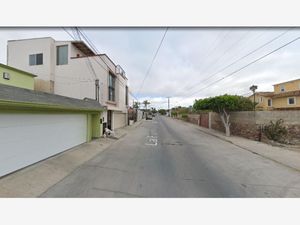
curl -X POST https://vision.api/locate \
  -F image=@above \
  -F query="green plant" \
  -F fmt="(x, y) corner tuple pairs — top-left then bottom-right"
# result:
(263, 119), (288, 143)
(171, 111), (177, 117)
(181, 114), (188, 120)
(193, 94), (254, 136)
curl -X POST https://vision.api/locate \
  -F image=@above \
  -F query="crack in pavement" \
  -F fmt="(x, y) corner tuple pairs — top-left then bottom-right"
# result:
(92, 187), (144, 197)
(83, 164), (129, 173)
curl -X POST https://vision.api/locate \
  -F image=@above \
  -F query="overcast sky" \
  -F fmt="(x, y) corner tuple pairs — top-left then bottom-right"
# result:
(1, 27), (300, 109)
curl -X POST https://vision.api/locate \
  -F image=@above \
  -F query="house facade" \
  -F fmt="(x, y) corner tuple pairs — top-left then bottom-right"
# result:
(248, 92), (274, 110)
(0, 63), (36, 90)
(249, 78), (300, 110)
(272, 79), (300, 110)
(7, 37), (129, 131)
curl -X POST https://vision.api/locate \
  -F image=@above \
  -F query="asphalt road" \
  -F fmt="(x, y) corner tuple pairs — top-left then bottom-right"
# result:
(41, 115), (300, 197)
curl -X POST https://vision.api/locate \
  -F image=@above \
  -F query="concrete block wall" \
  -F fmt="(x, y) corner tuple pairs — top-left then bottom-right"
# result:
(211, 111), (300, 144)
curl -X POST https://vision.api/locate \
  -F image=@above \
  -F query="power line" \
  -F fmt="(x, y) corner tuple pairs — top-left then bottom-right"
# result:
(177, 28), (292, 99)
(62, 27), (130, 92)
(185, 30), (250, 90)
(67, 27), (139, 102)
(180, 36), (300, 100)
(76, 28), (130, 90)
(136, 28), (168, 97)
(62, 27), (76, 40)
(177, 28), (293, 98)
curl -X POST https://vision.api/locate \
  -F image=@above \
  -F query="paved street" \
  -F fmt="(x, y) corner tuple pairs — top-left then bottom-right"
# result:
(41, 115), (300, 197)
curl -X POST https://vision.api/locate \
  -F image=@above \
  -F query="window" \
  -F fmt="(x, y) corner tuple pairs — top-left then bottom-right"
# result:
(29, 53), (43, 65)
(3, 72), (10, 80)
(108, 73), (116, 101)
(260, 97), (263, 103)
(125, 86), (129, 106)
(280, 84), (285, 92)
(288, 97), (296, 105)
(57, 45), (68, 65)
(267, 99), (272, 107)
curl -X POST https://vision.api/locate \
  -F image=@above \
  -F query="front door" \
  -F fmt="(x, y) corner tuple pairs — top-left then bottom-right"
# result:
(107, 110), (113, 130)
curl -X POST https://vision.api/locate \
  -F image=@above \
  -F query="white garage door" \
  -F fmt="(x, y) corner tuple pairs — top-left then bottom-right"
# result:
(114, 112), (127, 129)
(0, 113), (87, 177)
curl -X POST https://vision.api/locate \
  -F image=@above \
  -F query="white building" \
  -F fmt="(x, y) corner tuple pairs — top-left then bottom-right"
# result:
(7, 37), (129, 132)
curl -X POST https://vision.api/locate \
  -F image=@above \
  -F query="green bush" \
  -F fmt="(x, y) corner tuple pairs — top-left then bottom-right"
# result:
(181, 114), (188, 120)
(263, 119), (288, 143)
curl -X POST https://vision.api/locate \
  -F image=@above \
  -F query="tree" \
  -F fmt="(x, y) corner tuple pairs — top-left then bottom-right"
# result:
(143, 100), (150, 110)
(151, 107), (157, 114)
(193, 94), (253, 136)
(158, 109), (167, 115)
(133, 101), (141, 109)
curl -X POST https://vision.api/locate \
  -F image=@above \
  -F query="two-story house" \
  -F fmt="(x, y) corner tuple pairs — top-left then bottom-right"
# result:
(248, 92), (274, 110)
(272, 78), (300, 110)
(7, 37), (129, 132)
(249, 78), (300, 110)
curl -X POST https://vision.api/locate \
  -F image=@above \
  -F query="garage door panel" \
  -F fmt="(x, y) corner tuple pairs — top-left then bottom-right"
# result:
(114, 112), (126, 129)
(0, 113), (87, 177)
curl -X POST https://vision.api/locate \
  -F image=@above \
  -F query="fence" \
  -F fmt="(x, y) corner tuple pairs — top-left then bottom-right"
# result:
(178, 111), (300, 144)
(211, 111), (300, 144)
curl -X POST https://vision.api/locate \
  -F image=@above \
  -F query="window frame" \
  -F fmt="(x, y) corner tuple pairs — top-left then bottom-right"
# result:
(287, 97), (296, 105)
(29, 53), (43, 66)
(56, 45), (69, 65)
(267, 99), (272, 107)
(108, 72), (116, 102)
(280, 84), (285, 92)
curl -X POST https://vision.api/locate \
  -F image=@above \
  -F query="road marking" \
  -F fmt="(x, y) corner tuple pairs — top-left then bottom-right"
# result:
(145, 136), (158, 146)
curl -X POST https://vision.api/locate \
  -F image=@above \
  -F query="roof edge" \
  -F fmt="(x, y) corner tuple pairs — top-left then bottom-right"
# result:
(0, 63), (37, 77)
(273, 78), (300, 86)
(0, 99), (104, 113)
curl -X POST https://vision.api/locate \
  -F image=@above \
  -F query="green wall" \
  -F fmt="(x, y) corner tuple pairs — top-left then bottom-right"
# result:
(87, 113), (101, 142)
(0, 65), (35, 90)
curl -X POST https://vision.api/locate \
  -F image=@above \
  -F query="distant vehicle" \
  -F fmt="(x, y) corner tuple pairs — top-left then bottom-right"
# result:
(146, 113), (153, 120)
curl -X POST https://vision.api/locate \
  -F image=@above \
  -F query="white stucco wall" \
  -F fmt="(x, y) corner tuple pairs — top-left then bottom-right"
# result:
(7, 37), (55, 81)
(7, 38), (129, 127)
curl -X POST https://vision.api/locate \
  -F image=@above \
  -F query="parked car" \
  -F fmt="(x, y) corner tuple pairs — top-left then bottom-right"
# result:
(146, 113), (153, 120)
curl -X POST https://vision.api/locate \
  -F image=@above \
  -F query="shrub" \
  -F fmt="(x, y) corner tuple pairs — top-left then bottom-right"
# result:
(171, 111), (177, 117)
(263, 119), (288, 143)
(181, 114), (188, 120)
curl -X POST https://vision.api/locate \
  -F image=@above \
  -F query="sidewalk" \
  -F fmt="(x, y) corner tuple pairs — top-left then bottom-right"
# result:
(176, 118), (300, 172)
(0, 120), (143, 197)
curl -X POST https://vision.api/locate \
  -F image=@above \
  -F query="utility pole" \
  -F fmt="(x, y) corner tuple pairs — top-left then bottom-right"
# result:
(95, 79), (99, 101)
(167, 97), (171, 117)
(250, 85), (258, 111)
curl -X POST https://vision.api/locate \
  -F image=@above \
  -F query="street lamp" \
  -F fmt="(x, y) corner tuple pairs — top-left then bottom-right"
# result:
(249, 85), (258, 111)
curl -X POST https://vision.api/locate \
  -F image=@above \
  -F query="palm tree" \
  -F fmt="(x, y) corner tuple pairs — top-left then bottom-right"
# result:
(143, 100), (150, 110)
(133, 101), (140, 109)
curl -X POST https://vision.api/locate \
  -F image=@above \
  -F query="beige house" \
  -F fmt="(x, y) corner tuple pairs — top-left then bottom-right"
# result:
(248, 92), (274, 110)
(249, 78), (300, 110)
(7, 37), (129, 131)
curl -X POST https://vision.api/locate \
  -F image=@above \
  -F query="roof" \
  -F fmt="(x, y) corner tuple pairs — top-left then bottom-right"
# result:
(272, 90), (300, 98)
(273, 78), (300, 86)
(7, 37), (55, 42)
(0, 84), (104, 112)
(0, 63), (37, 77)
(72, 41), (96, 56)
(249, 92), (274, 97)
